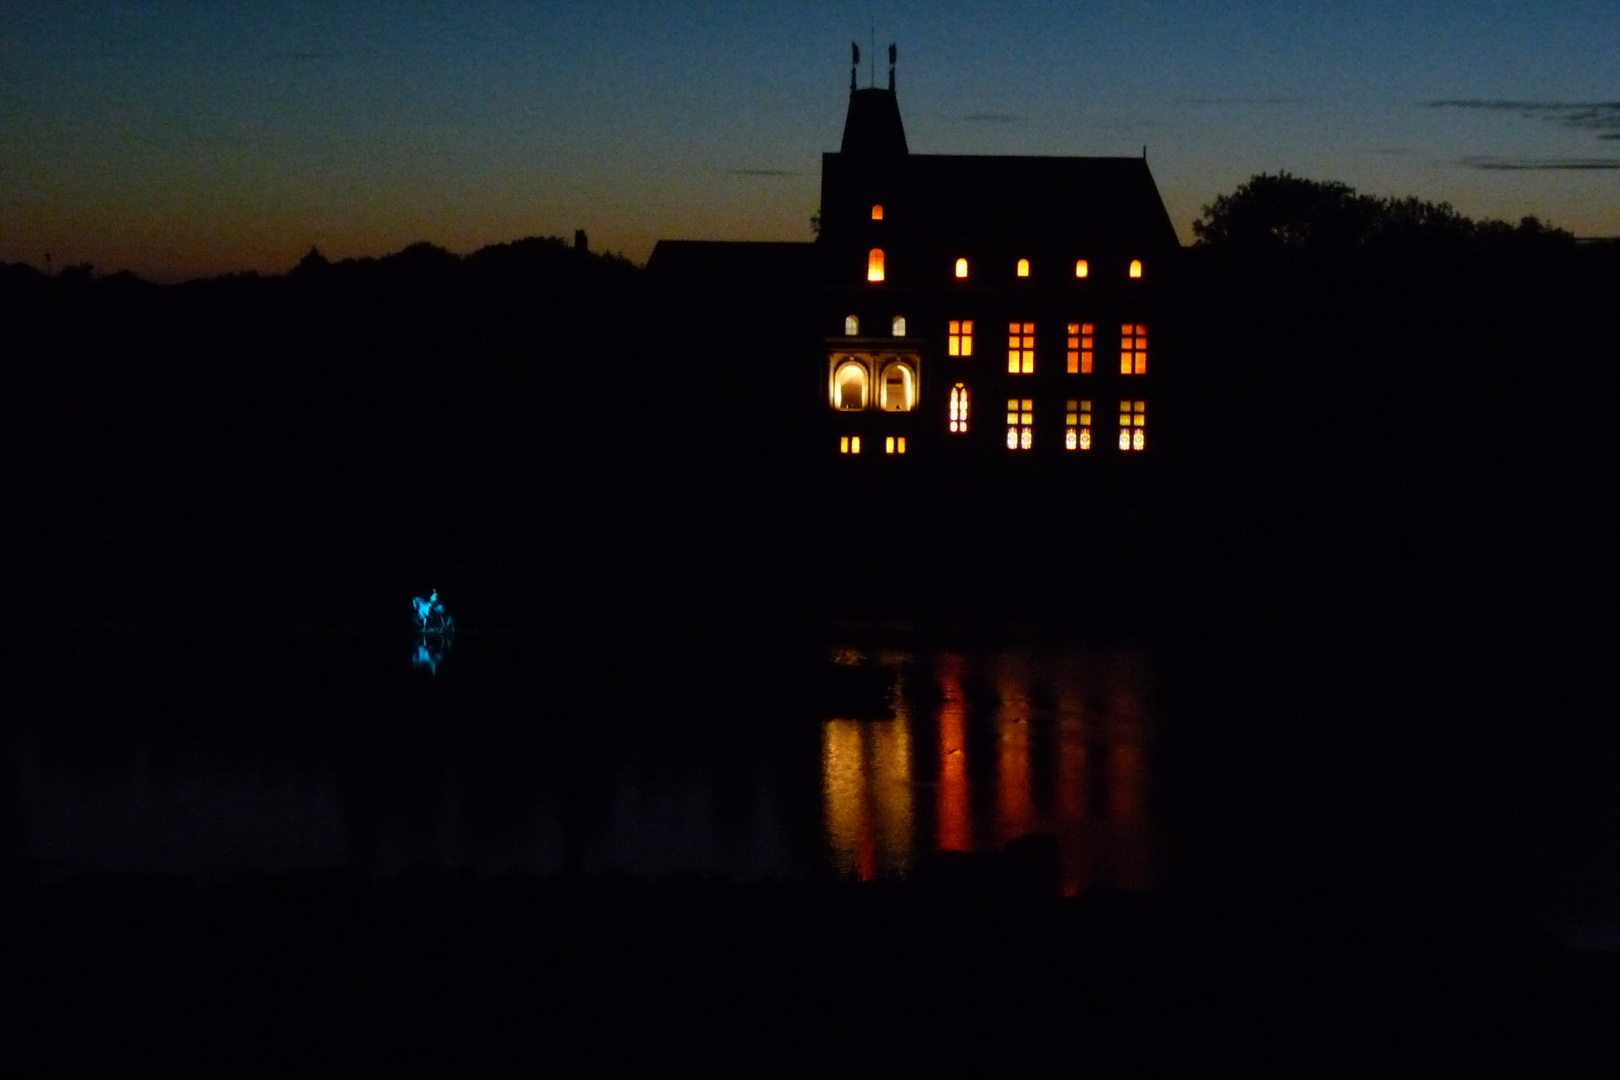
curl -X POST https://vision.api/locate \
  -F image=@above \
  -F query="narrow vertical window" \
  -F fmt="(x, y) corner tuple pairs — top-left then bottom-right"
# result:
(949, 384), (970, 433)
(954, 258), (968, 279)
(1075, 260), (1089, 278)
(948, 320), (974, 357)
(1016, 258), (1030, 278)
(897, 437), (907, 453)
(1065, 400), (1092, 450)
(868, 248), (885, 282)
(871, 204), (884, 221)
(1006, 398), (1033, 450)
(1066, 323), (1093, 374)
(1118, 401), (1145, 451)
(1007, 322), (1034, 374)
(891, 316), (906, 336)
(851, 435), (863, 454)
(1129, 259), (1143, 279)
(845, 315), (859, 336)
(885, 436), (895, 454)
(1120, 324), (1147, 374)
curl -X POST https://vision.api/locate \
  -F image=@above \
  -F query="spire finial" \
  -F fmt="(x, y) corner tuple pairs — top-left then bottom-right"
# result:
(851, 41), (859, 91)
(888, 42), (897, 91)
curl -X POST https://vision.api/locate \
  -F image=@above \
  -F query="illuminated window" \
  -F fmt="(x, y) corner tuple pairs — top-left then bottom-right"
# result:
(884, 435), (907, 454)
(833, 360), (868, 410)
(954, 258), (968, 279)
(879, 362), (915, 411)
(1066, 323), (1094, 374)
(1016, 258), (1030, 278)
(1006, 398), (1033, 450)
(1129, 259), (1143, 279)
(948, 320), (973, 357)
(871, 204), (884, 221)
(845, 314), (859, 336)
(1007, 322), (1034, 374)
(1065, 399), (1092, 451)
(1120, 324), (1147, 374)
(891, 316), (906, 337)
(949, 384), (970, 432)
(840, 436), (862, 454)
(868, 248), (885, 282)
(1118, 400), (1145, 451)
(1075, 259), (1089, 278)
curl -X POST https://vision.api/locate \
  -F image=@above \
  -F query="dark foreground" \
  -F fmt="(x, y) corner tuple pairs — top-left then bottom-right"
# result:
(9, 859), (1619, 1074)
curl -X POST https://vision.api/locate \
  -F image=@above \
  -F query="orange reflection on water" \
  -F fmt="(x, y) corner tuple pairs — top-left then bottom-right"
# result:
(936, 654), (970, 851)
(822, 707), (913, 880)
(993, 658), (1034, 847)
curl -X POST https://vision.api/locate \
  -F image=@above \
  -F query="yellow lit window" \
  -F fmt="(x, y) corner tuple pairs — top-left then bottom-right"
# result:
(949, 383), (969, 433)
(1120, 323), (1147, 375)
(879, 363), (915, 411)
(1129, 259), (1143, 279)
(1075, 259), (1089, 278)
(1118, 400), (1145, 451)
(872, 204), (884, 221)
(1016, 258), (1030, 278)
(892, 315), (906, 336)
(840, 435), (863, 454)
(845, 314), (859, 336)
(1007, 322), (1034, 374)
(868, 248), (885, 282)
(1065, 399), (1092, 451)
(884, 435), (907, 454)
(1006, 398), (1033, 450)
(1066, 322), (1094, 374)
(954, 257), (968, 279)
(833, 360), (868, 410)
(948, 320), (973, 357)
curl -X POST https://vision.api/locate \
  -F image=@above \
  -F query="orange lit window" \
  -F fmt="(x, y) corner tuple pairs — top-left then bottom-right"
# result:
(844, 314), (859, 336)
(868, 248), (885, 282)
(1006, 398), (1033, 450)
(840, 435), (863, 454)
(1066, 323), (1093, 374)
(948, 320), (973, 357)
(1120, 324), (1147, 374)
(1016, 258), (1030, 278)
(954, 257), (968, 278)
(884, 435), (907, 454)
(1075, 259), (1089, 278)
(1129, 259), (1143, 278)
(871, 204), (884, 220)
(1118, 401), (1145, 451)
(949, 384), (970, 433)
(1007, 322), (1034, 374)
(1065, 399), (1092, 450)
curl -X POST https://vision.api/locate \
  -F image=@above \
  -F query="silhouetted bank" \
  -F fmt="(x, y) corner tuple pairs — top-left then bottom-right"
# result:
(6, 211), (1620, 641)
(8, 867), (1619, 1071)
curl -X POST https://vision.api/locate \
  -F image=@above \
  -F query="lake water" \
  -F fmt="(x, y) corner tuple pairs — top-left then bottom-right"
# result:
(7, 627), (1620, 949)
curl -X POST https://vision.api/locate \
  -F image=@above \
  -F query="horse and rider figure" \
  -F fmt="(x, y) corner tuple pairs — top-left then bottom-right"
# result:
(412, 588), (454, 633)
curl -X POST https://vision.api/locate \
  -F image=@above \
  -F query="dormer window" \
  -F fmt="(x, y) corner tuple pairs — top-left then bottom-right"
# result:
(1075, 260), (1089, 278)
(868, 248), (885, 282)
(891, 316), (906, 337)
(871, 205), (884, 220)
(1129, 259), (1143, 279)
(954, 258), (968, 279)
(845, 315), (859, 336)
(1016, 258), (1030, 278)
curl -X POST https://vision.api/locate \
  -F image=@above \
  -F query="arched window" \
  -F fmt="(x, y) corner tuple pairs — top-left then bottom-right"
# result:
(844, 314), (859, 336)
(949, 384), (970, 433)
(1129, 259), (1143, 279)
(833, 360), (868, 410)
(871, 204), (884, 220)
(954, 258), (968, 279)
(879, 362), (915, 411)
(1075, 259), (1089, 278)
(868, 248), (885, 282)
(891, 316), (906, 337)
(1017, 258), (1030, 278)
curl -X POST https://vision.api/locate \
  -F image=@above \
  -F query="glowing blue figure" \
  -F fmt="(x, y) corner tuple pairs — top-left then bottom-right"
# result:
(411, 588), (455, 633)
(412, 638), (443, 675)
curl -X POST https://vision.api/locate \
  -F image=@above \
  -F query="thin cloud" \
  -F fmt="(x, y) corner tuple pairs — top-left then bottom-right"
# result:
(1462, 156), (1620, 171)
(1428, 100), (1620, 139)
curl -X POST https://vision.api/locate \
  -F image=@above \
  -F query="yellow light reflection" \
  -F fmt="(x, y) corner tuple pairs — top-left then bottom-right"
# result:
(935, 654), (971, 852)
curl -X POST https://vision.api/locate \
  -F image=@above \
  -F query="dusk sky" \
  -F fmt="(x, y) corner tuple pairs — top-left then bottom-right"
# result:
(4, 1), (1616, 281)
